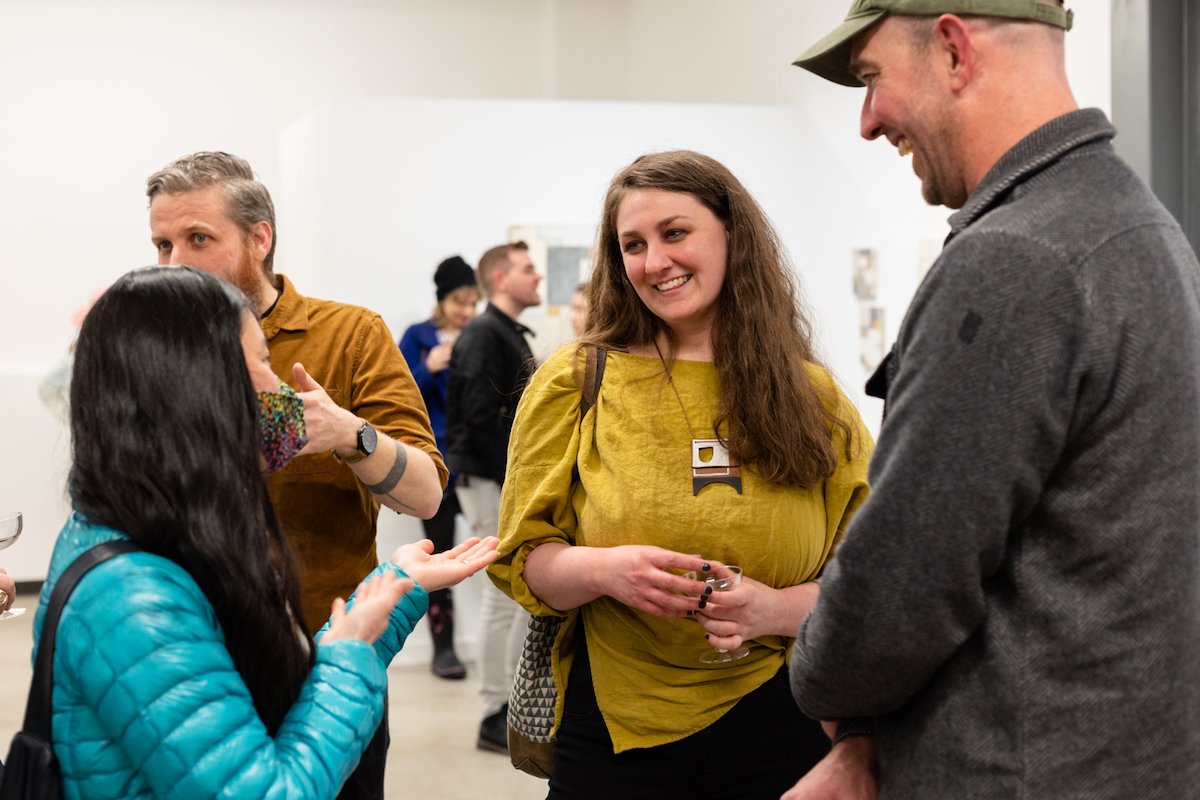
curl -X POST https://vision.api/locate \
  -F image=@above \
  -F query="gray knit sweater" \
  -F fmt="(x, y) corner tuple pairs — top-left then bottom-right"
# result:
(791, 109), (1200, 799)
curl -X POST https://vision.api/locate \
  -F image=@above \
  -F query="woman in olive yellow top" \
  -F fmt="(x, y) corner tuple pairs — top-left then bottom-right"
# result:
(489, 150), (872, 797)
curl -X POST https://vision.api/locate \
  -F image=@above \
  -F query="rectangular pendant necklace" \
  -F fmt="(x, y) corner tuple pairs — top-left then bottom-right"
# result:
(654, 341), (743, 496)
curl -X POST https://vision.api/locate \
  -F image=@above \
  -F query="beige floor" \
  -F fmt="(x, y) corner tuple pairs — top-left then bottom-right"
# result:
(0, 589), (545, 798)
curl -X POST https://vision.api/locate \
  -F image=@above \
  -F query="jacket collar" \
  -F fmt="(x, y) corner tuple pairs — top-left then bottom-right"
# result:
(483, 302), (535, 338)
(947, 108), (1117, 242)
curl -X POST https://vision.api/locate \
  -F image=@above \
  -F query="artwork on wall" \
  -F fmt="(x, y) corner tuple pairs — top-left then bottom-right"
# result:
(508, 224), (595, 313)
(859, 304), (886, 373)
(852, 247), (886, 373)
(852, 247), (878, 302)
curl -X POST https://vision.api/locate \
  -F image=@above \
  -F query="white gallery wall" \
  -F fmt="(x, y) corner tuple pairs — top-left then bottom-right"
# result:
(0, 0), (1112, 622)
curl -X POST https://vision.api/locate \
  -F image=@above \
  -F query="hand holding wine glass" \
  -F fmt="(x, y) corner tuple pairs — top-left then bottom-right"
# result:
(684, 562), (751, 663)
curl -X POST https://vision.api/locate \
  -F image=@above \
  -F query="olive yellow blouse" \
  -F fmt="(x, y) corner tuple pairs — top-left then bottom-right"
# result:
(488, 345), (872, 752)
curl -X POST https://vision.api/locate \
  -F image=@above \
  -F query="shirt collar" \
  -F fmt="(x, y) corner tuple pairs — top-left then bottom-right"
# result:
(259, 273), (308, 340)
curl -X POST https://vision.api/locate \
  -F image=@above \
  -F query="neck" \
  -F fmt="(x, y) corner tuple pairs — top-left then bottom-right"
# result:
(490, 294), (525, 320)
(659, 325), (713, 362)
(252, 271), (279, 317)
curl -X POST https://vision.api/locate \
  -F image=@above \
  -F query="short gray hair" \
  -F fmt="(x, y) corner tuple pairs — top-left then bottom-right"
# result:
(146, 151), (278, 276)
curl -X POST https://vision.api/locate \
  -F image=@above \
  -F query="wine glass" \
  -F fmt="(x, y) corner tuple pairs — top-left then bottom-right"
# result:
(0, 511), (21, 551)
(684, 564), (751, 664)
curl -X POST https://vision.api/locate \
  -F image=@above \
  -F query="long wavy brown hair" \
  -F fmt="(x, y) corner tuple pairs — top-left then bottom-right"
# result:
(582, 150), (854, 487)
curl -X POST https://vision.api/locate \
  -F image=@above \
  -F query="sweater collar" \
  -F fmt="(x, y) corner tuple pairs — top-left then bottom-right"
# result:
(947, 108), (1117, 242)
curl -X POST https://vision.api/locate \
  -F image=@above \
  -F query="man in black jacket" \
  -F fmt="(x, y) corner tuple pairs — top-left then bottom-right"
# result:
(446, 240), (542, 753)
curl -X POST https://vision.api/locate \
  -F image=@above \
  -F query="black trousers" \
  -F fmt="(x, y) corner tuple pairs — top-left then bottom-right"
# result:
(423, 486), (460, 621)
(336, 690), (389, 800)
(548, 644), (829, 800)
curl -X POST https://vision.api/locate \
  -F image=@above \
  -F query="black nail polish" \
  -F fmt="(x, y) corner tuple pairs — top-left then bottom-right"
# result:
(701, 562), (711, 572)
(698, 598), (707, 609)
(704, 586), (713, 595)
(704, 633), (710, 640)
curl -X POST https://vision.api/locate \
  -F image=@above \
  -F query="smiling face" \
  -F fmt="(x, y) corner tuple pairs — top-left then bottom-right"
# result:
(150, 186), (275, 311)
(851, 17), (968, 209)
(616, 188), (728, 342)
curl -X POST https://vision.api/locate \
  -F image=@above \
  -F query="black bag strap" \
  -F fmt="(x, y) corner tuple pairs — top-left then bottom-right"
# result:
(22, 539), (140, 738)
(581, 345), (607, 418)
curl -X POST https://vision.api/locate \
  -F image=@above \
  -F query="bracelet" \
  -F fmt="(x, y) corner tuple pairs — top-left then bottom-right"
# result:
(831, 718), (874, 746)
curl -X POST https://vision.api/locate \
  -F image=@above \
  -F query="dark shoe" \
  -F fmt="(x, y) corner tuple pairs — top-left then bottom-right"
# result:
(476, 704), (508, 754)
(431, 642), (467, 680)
(428, 593), (467, 680)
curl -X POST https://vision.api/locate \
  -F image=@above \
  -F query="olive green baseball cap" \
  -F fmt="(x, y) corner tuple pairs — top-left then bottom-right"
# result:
(793, 0), (1073, 87)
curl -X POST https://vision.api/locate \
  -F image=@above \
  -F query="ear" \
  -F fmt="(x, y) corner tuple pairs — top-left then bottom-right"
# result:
(932, 14), (975, 92)
(248, 220), (273, 262)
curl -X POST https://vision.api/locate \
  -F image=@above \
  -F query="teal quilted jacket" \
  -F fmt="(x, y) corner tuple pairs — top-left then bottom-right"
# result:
(32, 514), (428, 799)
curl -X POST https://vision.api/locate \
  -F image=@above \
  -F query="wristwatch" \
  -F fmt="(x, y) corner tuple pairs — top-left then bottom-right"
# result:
(336, 420), (377, 464)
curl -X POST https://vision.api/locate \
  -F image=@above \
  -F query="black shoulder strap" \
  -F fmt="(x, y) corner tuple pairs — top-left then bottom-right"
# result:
(581, 345), (607, 418)
(23, 539), (140, 738)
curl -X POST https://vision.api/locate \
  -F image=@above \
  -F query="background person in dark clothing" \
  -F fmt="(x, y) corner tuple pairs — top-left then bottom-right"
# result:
(446, 241), (542, 753)
(399, 255), (482, 679)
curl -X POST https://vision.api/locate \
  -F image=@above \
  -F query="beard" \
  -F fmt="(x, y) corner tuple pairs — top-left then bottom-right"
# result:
(231, 242), (271, 313)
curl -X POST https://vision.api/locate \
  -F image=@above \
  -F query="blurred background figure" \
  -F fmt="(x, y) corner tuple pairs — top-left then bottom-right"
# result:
(568, 282), (590, 339)
(398, 255), (482, 679)
(446, 242), (542, 754)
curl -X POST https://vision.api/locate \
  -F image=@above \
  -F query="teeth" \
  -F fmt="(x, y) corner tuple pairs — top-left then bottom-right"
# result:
(897, 139), (913, 157)
(656, 275), (690, 291)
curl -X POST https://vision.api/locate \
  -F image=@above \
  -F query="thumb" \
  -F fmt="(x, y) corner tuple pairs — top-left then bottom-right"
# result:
(293, 362), (321, 392)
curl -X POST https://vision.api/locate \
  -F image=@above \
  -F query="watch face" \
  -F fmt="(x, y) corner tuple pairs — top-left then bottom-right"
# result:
(358, 422), (378, 455)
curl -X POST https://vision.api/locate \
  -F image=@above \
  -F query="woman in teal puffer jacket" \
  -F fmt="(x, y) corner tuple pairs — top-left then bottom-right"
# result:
(32, 267), (498, 799)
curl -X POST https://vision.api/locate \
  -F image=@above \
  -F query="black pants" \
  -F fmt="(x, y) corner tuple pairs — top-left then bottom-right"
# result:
(424, 487), (461, 621)
(336, 690), (389, 800)
(548, 643), (829, 800)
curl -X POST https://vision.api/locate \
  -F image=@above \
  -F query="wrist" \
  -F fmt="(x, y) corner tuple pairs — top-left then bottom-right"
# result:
(831, 717), (874, 747)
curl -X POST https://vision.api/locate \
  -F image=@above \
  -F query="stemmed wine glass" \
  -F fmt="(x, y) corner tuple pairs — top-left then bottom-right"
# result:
(0, 512), (22, 617)
(684, 563), (751, 664)
(0, 511), (21, 551)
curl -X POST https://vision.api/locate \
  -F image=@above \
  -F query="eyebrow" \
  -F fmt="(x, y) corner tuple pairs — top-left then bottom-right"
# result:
(618, 214), (690, 239)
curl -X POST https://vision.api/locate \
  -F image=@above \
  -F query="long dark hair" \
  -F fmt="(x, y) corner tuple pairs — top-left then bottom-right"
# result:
(584, 150), (855, 487)
(69, 266), (311, 733)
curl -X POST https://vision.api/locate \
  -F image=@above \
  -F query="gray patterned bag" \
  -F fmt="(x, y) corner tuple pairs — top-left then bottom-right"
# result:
(504, 345), (605, 779)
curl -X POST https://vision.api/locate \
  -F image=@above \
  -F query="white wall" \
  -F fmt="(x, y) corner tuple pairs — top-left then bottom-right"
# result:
(0, 0), (1112, 594)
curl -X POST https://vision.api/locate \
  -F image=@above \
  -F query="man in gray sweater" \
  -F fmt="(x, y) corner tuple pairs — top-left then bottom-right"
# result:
(786, 2), (1200, 798)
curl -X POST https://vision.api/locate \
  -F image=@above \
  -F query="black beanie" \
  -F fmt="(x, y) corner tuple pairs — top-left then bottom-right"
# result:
(434, 255), (477, 301)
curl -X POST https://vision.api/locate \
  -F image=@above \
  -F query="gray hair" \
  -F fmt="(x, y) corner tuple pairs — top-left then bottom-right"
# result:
(146, 151), (278, 276)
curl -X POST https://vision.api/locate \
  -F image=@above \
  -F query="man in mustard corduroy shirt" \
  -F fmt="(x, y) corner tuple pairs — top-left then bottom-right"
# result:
(145, 151), (447, 800)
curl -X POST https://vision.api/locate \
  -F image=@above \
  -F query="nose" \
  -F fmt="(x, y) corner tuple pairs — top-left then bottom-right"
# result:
(860, 90), (884, 141)
(645, 242), (672, 273)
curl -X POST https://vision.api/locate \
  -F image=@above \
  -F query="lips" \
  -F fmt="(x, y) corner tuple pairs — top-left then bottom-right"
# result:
(655, 275), (691, 292)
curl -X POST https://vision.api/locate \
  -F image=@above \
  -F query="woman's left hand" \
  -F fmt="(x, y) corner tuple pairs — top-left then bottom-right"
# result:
(389, 536), (501, 592)
(696, 576), (819, 650)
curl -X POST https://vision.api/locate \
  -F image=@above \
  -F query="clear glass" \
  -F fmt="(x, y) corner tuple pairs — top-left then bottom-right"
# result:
(0, 511), (22, 551)
(683, 564), (751, 664)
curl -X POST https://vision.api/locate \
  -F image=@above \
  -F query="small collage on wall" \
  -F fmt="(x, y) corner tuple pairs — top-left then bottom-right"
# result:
(853, 247), (886, 374)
